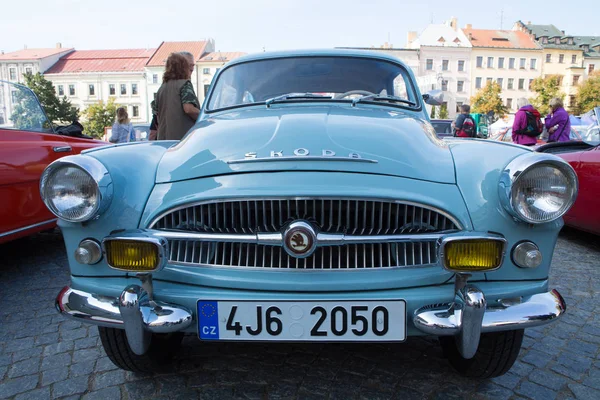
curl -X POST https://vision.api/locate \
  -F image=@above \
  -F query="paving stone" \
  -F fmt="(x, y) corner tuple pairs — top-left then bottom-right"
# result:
(568, 383), (600, 400)
(529, 369), (568, 391)
(94, 356), (118, 373)
(8, 357), (39, 378)
(34, 332), (60, 346)
(0, 375), (39, 398)
(41, 352), (71, 371)
(70, 360), (96, 378)
(124, 379), (157, 400)
(42, 367), (69, 386)
(60, 327), (88, 341)
(52, 376), (90, 398)
(516, 381), (558, 400)
(522, 350), (554, 368)
(92, 370), (127, 390)
(14, 387), (51, 400)
(4, 337), (34, 353)
(82, 386), (122, 400)
(72, 348), (102, 363)
(43, 340), (74, 356)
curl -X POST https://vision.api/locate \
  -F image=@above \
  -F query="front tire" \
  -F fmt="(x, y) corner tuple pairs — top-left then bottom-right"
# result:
(440, 329), (524, 378)
(98, 327), (183, 372)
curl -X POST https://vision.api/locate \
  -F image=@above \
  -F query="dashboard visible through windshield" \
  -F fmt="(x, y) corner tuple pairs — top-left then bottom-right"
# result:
(206, 56), (417, 111)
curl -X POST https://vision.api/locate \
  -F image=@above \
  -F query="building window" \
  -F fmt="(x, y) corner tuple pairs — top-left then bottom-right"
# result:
(497, 78), (503, 88)
(11, 91), (18, 104)
(120, 84), (127, 95)
(498, 57), (505, 68)
(203, 68), (211, 74)
(69, 85), (75, 96)
(546, 54), (552, 63)
(132, 106), (139, 117)
(57, 85), (64, 96)
(530, 59), (537, 70)
(426, 59), (433, 70)
(487, 57), (494, 68)
(89, 84), (95, 96)
(9, 68), (17, 80)
(590, 64), (596, 74)
(132, 84), (138, 95)
(569, 95), (576, 108)
(519, 58), (526, 69)
(541, 37), (548, 44)
(559, 54), (564, 63)
(506, 98), (513, 109)
(572, 55), (577, 64)
(518, 79), (525, 90)
(476, 57), (483, 68)
(152, 74), (158, 84)
(442, 60), (449, 71)
(486, 77), (493, 84)
(573, 75), (580, 85)
(456, 102), (463, 113)
(509, 58), (515, 69)
(25, 67), (32, 75)
(555, 37), (561, 45)
(457, 60), (465, 72)
(475, 77), (482, 89)
(568, 38), (574, 45)
(442, 80), (448, 91)
(203, 85), (210, 96)
(507, 78), (514, 90)
(109, 84), (115, 95)
(457, 80), (464, 92)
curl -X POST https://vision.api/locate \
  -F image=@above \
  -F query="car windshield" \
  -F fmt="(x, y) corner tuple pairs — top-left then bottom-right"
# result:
(0, 81), (52, 133)
(207, 56), (417, 111)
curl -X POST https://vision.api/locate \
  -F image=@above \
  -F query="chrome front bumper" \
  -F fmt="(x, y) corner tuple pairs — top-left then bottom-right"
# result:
(56, 284), (565, 359)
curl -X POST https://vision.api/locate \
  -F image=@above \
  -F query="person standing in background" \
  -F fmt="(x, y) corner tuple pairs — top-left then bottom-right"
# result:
(155, 52), (201, 140)
(512, 98), (542, 146)
(545, 98), (571, 143)
(109, 107), (134, 143)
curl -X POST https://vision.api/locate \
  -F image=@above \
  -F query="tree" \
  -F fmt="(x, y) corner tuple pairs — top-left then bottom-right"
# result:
(574, 71), (600, 115)
(22, 72), (79, 124)
(82, 98), (118, 139)
(438, 103), (449, 119)
(470, 81), (506, 120)
(529, 75), (564, 115)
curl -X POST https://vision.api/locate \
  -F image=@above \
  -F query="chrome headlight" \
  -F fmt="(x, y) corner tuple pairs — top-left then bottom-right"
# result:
(40, 155), (113, 222)
(499, 153), (578, 224)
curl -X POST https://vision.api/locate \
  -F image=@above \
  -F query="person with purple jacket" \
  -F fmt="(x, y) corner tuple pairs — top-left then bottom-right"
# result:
(512, 98), (539, 146)
(545, 97), (571, 142)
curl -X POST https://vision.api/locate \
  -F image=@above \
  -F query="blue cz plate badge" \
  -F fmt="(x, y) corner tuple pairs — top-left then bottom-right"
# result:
(197, 300), (406, 341)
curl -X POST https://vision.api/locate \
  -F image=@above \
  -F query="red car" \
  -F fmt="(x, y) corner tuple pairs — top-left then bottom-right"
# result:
(537, 130), (600, 235)
(0, 81), (106, 244)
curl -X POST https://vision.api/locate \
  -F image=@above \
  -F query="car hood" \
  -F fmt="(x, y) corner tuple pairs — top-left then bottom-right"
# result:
(156, 105), (456, 184)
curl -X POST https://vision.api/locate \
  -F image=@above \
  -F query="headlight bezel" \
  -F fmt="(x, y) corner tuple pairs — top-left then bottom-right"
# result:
(499, 152), (578, 224)
(40, 155), (113, 223)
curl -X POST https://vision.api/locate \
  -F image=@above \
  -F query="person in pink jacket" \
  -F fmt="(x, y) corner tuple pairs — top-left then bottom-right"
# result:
(545, 97), (571, 142)
(512, 98), (540, 146)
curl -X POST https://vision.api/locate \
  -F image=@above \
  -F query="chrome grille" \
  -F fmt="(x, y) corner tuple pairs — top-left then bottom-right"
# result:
(166, 240), (438, 269)
(150, 198), (459, 235)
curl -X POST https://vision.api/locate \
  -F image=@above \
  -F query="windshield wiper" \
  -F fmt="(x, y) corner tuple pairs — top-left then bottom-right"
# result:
(265, 92), (332, 107)
(352, 94), (416, 107)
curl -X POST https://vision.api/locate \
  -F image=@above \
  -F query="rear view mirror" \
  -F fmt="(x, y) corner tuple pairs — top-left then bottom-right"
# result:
(423, 90), (443, 106)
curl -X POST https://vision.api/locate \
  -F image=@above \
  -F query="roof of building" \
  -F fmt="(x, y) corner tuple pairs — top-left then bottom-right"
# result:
(410, 23), (472, 48)
(463, 28), (540, 49)
(146, 41), (209, 67)
(574, 36), (600, 58)
(0, 47), (74, 61)
(45, 49), (155, 74)
(521, 23), (581, 50)
(199, 52), (247, 63)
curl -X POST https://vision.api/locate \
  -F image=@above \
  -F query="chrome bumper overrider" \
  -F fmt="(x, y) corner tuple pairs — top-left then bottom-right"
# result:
(56, 285), (565, 359)
(56, 285), (193, 355)
(413, 287), (566, 358)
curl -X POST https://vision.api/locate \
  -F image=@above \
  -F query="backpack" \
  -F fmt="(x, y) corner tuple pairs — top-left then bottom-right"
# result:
(515, 110), (543, 137)
(456, 116), (476, 138)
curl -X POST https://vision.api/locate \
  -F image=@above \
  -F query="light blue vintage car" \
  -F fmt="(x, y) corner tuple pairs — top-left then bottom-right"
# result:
(43, 49), (577, 378)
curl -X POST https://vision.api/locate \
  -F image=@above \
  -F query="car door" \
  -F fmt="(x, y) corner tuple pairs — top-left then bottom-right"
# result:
(0, 82), (74, 241)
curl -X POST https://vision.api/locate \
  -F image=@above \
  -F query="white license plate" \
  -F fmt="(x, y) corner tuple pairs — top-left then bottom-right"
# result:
(197, 300), (406, 341)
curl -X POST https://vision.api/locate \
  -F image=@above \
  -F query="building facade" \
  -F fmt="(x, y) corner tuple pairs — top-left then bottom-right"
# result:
(45, 49), (155, 123)
(464, 27), (542, 114)
(0, 45), (74, 124)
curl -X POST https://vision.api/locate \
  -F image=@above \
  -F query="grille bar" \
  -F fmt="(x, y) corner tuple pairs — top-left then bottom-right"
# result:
(150, 198), (460, 235)
(166, 240), (438, 270)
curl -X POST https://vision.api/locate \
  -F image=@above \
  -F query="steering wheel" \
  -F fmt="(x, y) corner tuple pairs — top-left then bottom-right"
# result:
(334, 90), (375, 100)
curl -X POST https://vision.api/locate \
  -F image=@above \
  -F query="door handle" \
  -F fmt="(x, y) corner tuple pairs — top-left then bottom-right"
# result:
(53, 146), (72, 153)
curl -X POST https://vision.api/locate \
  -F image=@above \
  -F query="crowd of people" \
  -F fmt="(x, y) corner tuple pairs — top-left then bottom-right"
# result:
(109, 51), (201, 144)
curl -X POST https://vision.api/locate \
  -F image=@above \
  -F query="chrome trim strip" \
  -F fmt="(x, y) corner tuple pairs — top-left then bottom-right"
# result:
(0, 219), (57, 238)
(148, 197), (464, 232)
(227, 156), (378, 164)
(438, 234), (507, 273)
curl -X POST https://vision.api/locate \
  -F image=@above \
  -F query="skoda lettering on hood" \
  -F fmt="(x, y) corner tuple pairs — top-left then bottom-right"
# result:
(42, 49), (576, 379)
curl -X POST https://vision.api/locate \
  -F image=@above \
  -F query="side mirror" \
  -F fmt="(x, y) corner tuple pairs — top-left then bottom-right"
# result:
(423, 90), (443, 106)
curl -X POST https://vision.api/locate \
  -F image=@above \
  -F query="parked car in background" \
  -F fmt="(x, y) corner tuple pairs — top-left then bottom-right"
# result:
(537, 138), (600, 235)
(430, 119), (453, 138)
(47, 49), (574, 378)
(0, 81), (106, 244)
(132, 123), (150, 141)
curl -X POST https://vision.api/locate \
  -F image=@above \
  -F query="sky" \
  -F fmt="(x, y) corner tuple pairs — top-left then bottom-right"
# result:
(1, 0), (598, 55)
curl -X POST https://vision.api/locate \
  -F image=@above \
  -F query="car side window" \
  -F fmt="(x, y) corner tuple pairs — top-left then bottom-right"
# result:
(0, 82), (52, 133)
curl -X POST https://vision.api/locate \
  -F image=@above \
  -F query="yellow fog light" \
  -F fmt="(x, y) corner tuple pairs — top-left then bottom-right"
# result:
(104, 239), (163, 273)
(441, 238), (506, 272)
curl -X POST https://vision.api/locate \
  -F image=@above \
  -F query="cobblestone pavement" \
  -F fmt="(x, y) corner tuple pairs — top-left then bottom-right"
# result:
(1, 228), (599, 400)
